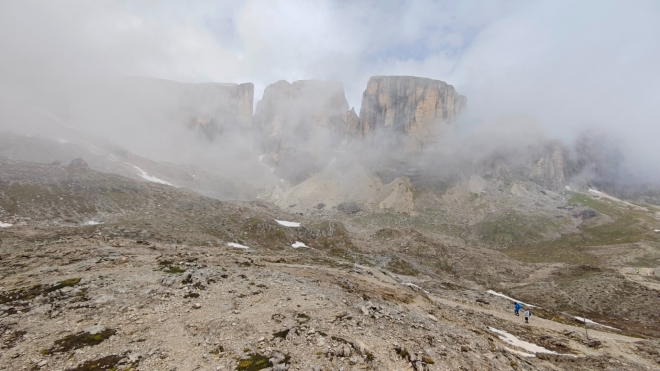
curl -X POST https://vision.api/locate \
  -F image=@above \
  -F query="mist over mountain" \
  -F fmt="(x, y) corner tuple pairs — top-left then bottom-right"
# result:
(2, 2), (660, 370)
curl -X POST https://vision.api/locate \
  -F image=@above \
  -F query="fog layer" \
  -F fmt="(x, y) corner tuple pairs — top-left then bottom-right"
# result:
(1, 0), (658, 181)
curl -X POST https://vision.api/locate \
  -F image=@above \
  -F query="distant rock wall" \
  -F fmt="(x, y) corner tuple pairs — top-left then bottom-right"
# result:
(182, 82), (254, 141)
(528, 142), (567, 191)
(253, 80), (353, 183)
(358, 76), (467, 152)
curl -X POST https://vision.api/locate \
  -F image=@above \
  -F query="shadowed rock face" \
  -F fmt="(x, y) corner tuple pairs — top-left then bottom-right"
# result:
(182, 82), (254, 141)
(528, 142), (567, 191)
(358, 76), (467, 152)
(253, 80), (353, 183)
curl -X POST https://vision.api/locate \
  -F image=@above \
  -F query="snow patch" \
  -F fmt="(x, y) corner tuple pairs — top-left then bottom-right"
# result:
(291, 241), (308, 248)
(126, 163), (174, 186)
(0, 222), (13, 228)
(654, 229), (660, 233)
(567, 314), (618, 330)
(587, 188), (646, 210)
(565, 185), (571, 191)
(486, 290), (539, 308)
(227, 242), (249, 249)
(275, 220), (300, 227)
(504, 347), (536, 358)
(258, 155), (275, 172)
(489, 327), (570, 356)
(84, 221), (102, 226)
(402, 282), (430, 294)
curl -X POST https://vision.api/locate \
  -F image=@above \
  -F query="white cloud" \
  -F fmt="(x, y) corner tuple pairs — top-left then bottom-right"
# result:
(1, 0), (659, 176)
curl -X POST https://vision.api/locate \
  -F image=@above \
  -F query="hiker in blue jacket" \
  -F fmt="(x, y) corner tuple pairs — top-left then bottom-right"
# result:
(514, 302), (521, 316)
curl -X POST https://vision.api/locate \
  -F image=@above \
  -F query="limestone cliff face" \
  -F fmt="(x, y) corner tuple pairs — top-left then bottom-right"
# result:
(528, 142), (567, 191)
(253, 80), (352, 183)
(358, 76), (466, 152)
(182, 82), (254, 141)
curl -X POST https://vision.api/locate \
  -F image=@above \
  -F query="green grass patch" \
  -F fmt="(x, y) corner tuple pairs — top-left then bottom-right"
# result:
(0, 278), (81, 304)
(472, 212), (556, 247)
(504, 192), (658, 264)
(64, 354), (135, 371)
(44, 329), (116, 354)
(387, 257), (419, 276)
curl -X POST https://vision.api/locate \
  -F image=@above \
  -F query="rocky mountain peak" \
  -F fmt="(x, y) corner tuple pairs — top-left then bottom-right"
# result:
(359, 76), (467, 152)
(253, 79), (352, 183)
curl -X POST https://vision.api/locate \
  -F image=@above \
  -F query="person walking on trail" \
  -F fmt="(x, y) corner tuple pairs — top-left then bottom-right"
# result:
(514, 302), (521, 316)
(524, 309), (531, 323)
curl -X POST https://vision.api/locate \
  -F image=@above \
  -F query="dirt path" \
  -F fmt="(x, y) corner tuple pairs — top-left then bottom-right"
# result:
(619, 268), (660, 291)
(428, 294), (641, 343)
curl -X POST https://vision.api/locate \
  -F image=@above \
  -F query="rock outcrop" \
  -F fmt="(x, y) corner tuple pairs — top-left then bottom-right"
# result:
(182, 82), (254, 141)
(270, 158), (414, 214)
(528, 142), (567, 191)
(253, 80), (353, 183)
(358, 76), (466, 152)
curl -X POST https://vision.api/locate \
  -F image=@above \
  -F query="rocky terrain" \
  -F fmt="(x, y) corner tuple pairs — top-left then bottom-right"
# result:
(1, 72), (659, 371)
(0, 159), (659, 371)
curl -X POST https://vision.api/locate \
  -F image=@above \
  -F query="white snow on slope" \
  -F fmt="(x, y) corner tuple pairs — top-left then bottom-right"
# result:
(258, 155), (275, 173)
(84, 221), (101, 225)
(486, 290), (539, 308)
(587, 188), (646, 210)
(567, 314), (618, 330)
(127, 164), (174, 186)
(489, 327), (569, 356)
(655, 229), (660, 233)
(402, 282), (430, 294)
(504, 347), (535, 358)
(227, 242), (249, 249)
(0, 222), (13, 228)
(291, 241), (308, 248)
(275, 220), (300, 227)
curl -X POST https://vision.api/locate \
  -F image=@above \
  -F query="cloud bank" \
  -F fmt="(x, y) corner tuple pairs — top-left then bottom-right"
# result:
(1, 0), (658, 176)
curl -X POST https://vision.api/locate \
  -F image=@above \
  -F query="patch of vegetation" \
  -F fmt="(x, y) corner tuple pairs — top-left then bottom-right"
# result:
(43, 329), (116, 354)
(209, 345), (224, 355)
(235, 354), (272, 371)
(325, 246), (355, 263)
(387, 257), (419, 276)
(162, 265), (186, 274)
(394, 346), (410, 360)
(432, 259), (455, 275)
(505, 193), (659, 264)
(375, 228), (402, 239)
(64, 354), (135, 371)
(472, 212), (555, 247)
(1, 326), (26, 349)
(0, 278), (81, 304)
